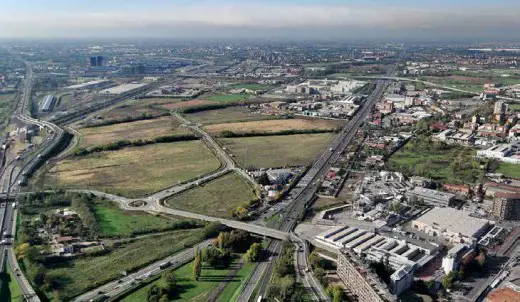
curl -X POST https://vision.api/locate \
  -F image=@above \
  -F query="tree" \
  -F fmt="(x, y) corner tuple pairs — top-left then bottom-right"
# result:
(193, 247), (201, 281)
(332, 286), (344, 302)
(441, 272), (454, 290)
(164, 270), (177, 294)
(246, 242), (262, 263)
(314, 267), (327, 286)
(258, 172), (272, 186)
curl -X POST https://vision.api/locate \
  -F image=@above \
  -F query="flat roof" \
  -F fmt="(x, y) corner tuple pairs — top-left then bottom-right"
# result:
(99, 83), (147, 95)
(65, 79), (110, 89)
(414, 207), (489, 238)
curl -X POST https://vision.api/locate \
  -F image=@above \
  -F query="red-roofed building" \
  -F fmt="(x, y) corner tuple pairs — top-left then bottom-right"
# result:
(486, 287), (520, 302)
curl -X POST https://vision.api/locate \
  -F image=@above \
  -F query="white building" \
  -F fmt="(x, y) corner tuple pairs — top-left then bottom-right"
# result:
(412, 207), (491, 244)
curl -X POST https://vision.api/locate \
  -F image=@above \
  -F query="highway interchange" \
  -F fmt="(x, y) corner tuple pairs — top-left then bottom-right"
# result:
(0, 55), (399, 302)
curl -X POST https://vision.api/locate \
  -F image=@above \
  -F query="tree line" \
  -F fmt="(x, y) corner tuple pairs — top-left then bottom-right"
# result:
(219, 128), (339, 138)
(84, 112), (170, 128)
(72, 134), (199, 156)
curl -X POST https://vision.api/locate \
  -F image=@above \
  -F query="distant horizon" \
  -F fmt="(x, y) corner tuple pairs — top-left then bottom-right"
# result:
(1, 0), (520, 40)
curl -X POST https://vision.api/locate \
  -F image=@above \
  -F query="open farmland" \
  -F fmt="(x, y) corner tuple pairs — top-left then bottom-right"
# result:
(185, 106), (276, 125)
(219, 133), (335, 169)
(161, 99), (214, 110)
(95, 98), (176, 121)
(165, 172), (256, 219)
(204, 118), (344, 136)
(206, 94), (251, 102)
(230, 83), (271, 90)
(78, 116), (190, 147)
(45, 230), (202, 300)
(45, 141), (221, 197)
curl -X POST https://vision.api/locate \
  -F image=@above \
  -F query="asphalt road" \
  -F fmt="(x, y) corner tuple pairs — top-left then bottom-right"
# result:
(237, 63), (398, 301)
(73, 239), (214, 302)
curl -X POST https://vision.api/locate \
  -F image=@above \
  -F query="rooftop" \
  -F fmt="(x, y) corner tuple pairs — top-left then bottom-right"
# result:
(413, 207), (490, 238)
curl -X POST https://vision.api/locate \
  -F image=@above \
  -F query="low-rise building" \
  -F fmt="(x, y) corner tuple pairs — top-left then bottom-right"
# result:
(411, 207), (491, 244)
(405, 187), (456, 207)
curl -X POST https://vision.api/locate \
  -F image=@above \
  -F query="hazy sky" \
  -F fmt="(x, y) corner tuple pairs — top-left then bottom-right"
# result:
(1, 0), (520, 40)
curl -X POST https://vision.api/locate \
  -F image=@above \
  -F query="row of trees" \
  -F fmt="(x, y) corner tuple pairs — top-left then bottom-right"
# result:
(267, 243), (297, 301)
(84, 112), (169, 128)
(219, 128), (338, 138)
(73, 134), (198, 156)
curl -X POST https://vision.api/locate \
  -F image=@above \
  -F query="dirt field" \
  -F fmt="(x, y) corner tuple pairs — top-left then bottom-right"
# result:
(219, 133), (335, 169)
(204, 118), (345, 135)
(79, 117), (190, 147)
(45, 141), (221, 197)
(162, 99), (214, 110)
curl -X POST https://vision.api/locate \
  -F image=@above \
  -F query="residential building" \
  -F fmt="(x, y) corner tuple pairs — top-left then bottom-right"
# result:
(337, 250), (397, 302)
(492, 192), (520, 221)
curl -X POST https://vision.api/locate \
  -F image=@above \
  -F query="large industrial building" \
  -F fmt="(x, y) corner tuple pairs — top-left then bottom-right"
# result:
(99, 83), (148, 96)
(316, 224), (438, 296)
(405, 187), (456, 207)
(40, 94), (56, 112)
(65, 79), (111, 90)
(412, 207), (491, 244)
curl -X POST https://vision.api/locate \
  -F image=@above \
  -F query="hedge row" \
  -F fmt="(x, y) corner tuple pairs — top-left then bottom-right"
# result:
(73, 134), (198, 156)
(218, 128), (340, 138)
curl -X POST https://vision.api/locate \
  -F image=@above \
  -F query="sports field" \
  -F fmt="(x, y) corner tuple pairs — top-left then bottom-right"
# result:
(79, 117), (189, 147)
(46, 141), (221, 197)
(165, 172), (256, 218)
(185, 106), (276, 125)
(219, 133), (335, 169)
(204, 118), (344, 136)
(495, 162), (520, 179)
(230, 83), (271, 90)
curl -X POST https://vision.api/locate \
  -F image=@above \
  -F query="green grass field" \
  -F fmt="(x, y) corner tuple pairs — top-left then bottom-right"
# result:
(46, 230), (202, 300)
(184, 106), (276, 125)
(510, 103), (520, 111)
(0, 263), (24, 302)
(45, 141), (221, 198)
(122, 256), (246, 302)
(495, 162), (520, 179)
(92, 200), (182, 236)
(206, 94), (251, 102)
(230, 83), (271, 91)
(165, 172), (256, 219)
(216, 262), (253, 302)
(388, 138), (484, 184)
(219, 133), (335, 169)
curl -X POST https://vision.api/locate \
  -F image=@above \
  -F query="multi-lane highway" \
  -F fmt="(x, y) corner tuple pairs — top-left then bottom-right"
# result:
(73, 239), (214, 302)
(237, 61), (399, 301)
